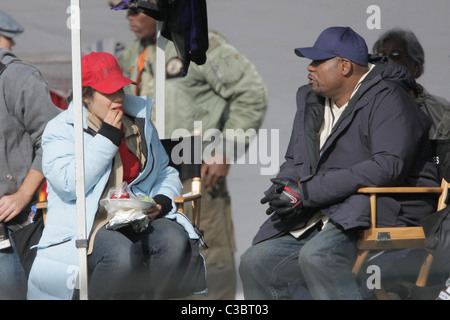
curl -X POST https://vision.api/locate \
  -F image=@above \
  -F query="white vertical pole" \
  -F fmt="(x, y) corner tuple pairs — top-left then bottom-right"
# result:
(69, 0), (88, 300)
(155, 20), (166, 138)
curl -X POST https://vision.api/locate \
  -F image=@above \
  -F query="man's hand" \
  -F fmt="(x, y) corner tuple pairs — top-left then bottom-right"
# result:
(0, 169), (45, 223)
(201, 153), (230, 187)
(0, 192), (31, 223)
(261, 178), (303, 217)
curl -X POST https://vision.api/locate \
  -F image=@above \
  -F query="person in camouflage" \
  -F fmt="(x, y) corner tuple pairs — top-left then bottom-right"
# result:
(119, 8), (267, 299)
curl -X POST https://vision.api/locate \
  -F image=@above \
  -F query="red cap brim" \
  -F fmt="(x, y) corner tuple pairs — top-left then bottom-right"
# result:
(90, 74), (136, 94)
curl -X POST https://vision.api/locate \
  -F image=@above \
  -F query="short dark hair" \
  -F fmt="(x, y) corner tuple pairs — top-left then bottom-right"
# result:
(82, 86), (95, 99)
(67, 86), (95, 103)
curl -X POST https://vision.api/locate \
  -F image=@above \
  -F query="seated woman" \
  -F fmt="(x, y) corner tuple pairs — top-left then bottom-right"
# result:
(27, 52), (206, 300)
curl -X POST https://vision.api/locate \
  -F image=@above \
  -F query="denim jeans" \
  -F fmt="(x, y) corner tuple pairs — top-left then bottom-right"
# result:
(88, 218), (190, 299)
(124, 217), (191, 299)
(87, 224), (143, 299)
(239, 220), (362, 300)
(0, 228), (27, 300)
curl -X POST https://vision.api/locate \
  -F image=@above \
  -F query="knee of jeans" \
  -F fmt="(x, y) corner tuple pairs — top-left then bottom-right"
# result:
(109, 242), (142, 270)
(239, 245), (266, 277)
(150, 220), (190, 257)
(166, 233), (190, 257)
(298, 243), (328, 270)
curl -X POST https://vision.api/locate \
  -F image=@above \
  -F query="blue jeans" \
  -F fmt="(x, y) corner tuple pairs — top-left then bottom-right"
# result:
(88, 218), (190, 299)
(0, 228), (27, 300)
(239, 220), (362, 300)
(87, 224), (143, 299)
(124, 217), (191, 299)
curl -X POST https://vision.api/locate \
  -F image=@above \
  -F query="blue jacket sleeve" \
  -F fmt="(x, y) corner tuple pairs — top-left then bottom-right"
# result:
(42, 117), (117, 202)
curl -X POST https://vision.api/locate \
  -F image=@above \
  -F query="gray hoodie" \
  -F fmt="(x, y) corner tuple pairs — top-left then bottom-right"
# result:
(0, 48), (60, 226)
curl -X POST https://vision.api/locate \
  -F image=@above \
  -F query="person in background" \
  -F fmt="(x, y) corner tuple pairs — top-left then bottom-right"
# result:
(373, 27), (450, 300)
(27, 52), (206, 300)
(117, 4), (267, 299)
(0, 9), (61, 299)
(0, 10), (23, 50)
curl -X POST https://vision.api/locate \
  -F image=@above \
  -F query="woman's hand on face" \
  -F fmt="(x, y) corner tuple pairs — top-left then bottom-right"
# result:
(103, 107), (124, 130)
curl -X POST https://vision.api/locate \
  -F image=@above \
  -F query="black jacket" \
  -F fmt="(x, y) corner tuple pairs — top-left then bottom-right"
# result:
(254, 57), (440, 244)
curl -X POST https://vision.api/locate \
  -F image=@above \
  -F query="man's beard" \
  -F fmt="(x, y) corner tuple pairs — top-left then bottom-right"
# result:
(310, 83), (324, 97)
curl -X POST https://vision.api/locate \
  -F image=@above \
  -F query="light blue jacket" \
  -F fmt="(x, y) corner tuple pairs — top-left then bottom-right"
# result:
(27, 95), (198, 299)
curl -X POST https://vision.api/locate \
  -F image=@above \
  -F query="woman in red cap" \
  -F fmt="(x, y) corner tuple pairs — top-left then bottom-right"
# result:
(27, 52), (206, 300)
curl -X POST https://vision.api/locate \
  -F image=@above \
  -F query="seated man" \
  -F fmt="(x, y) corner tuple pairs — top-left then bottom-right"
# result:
(239, 26), (440, 300)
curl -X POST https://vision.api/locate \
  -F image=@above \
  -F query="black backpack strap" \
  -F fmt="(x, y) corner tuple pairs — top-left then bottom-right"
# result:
(0, 62), (6, 76)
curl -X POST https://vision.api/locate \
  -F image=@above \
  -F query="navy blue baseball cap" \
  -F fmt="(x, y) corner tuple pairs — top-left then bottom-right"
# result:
(295, 26), (369, 66)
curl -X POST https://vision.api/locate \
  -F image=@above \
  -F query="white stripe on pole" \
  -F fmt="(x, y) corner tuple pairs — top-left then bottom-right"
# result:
(155, 20), (166, 138)
(69, 0), (88, 300)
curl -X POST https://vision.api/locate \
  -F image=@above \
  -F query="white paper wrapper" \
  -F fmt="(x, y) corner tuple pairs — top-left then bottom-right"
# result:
(99, 182), (156, 232)
(100, 198), (156, 232)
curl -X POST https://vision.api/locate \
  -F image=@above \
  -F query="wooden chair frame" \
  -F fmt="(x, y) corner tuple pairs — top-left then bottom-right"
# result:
(352, 178), (449, 299)
(174, 176), (202, 227)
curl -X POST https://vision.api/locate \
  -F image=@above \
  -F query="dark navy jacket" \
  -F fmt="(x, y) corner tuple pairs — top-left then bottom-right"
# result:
(253, 58), (440, 244)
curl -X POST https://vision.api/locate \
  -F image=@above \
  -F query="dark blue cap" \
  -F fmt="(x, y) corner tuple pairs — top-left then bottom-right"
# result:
(295, 26), (368, 66)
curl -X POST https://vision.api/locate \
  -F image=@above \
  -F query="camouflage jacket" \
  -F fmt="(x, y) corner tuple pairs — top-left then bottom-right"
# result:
(120, 31), (268, 159)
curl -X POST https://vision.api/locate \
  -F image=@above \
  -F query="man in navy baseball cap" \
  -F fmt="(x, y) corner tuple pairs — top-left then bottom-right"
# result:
(295, 26), (369, 66)
(240, 24), (438, 301)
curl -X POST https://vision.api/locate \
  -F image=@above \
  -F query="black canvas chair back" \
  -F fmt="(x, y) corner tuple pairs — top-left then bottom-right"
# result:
(160, 133), (203, 228)
(160, 134), (202, 181)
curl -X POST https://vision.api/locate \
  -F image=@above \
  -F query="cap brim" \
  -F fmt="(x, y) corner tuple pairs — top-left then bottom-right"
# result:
(0, 29), (23, 39)
(294, 47), (337, 61)
(91, 74), (135, 94)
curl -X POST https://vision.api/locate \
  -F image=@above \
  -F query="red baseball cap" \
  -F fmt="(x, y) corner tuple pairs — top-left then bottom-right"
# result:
(81, 51), (135, 94)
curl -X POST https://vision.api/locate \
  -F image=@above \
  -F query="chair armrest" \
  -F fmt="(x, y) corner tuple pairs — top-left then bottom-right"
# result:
(357, 183), (447, 230)
(35, 201), (48, 209)
(174, 194), (202, 203)
(358, 186), (443, 194)
(174, 193), (202, 226)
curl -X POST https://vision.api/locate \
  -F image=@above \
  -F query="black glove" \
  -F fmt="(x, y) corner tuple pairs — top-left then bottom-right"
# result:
(260, 178), (303, 217)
